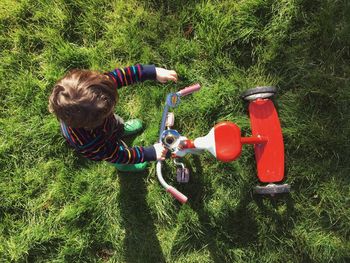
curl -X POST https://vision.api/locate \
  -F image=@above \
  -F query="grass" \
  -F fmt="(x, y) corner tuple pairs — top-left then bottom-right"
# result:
(0, 0), (349, 262)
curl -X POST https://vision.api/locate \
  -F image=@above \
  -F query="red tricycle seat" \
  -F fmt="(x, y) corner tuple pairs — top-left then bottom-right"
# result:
(214, 122), (242, 162)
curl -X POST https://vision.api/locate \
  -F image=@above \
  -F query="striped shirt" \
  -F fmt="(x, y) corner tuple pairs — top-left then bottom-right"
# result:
(60, 64), (157, 164)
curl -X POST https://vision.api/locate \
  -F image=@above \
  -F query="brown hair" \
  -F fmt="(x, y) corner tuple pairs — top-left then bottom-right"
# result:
(49, 69), (118, 129)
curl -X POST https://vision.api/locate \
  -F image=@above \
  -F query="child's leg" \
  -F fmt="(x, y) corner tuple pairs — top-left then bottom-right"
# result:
(114, 161), (148, 172)
(113, 114), (125, 137)
(113, 114), (143, 136)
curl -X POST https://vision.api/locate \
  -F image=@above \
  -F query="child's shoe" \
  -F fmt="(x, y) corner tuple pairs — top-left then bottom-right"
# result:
(114, 162), (148, 172)
(123, 119), (143, 136)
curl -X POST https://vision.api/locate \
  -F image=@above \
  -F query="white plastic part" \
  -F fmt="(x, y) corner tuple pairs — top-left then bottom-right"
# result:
(156, 161), (170, 189)
(171, 136), (204, 157)
(194, 127), (216, 157)
(173, 147), (204, 157)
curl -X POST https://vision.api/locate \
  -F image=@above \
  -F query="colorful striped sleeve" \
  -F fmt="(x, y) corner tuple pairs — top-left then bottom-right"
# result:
(102, 144), (156, 164)
(60, 123), (156, 163)
(79, 138), (157, 164)
(106, 64), (156, 89)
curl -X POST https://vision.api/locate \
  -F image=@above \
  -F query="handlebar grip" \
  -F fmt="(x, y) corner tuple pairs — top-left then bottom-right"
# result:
(178, 83), (201, 97)
(167, 186), (188, 204)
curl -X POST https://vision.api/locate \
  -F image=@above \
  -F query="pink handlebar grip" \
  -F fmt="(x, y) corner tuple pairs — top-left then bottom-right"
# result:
(167, 186), (188, 204)
(178, 83), (201, 97)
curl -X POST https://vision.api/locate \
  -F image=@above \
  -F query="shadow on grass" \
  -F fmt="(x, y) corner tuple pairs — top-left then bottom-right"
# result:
(254, 193), (297, 231)
(118, 171), (166, 263)
(172, 156), (259, 262)
(177, 156), (298, 262)
(141, 0), (198, 14)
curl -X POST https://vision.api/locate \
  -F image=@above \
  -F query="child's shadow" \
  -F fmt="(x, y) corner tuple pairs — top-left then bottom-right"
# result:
(118, 171), (166, 263)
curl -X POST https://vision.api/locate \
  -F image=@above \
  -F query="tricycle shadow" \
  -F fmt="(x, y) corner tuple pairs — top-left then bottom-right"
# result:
(118, 172), (166, 263)
(170, 156), (258, 262)
(252, 191), (296, 233)
(173, 156), (296, 262)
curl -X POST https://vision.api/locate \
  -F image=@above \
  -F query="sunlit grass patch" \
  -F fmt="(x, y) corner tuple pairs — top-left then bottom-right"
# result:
(1, 0), (349, 262)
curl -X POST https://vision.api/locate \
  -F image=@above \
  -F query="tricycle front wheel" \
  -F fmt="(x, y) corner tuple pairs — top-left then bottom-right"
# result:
(241, 86), (277, 101)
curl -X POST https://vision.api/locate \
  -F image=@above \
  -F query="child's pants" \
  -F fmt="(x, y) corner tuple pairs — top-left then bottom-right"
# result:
(113, 114), (125, 138)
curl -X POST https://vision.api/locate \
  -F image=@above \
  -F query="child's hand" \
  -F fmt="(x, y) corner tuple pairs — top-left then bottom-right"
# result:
(153, 142), (168, 160)
(156, 67), (178, 83)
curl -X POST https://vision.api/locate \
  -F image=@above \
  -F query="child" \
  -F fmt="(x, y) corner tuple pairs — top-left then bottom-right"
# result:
(49, 64), (177, 172)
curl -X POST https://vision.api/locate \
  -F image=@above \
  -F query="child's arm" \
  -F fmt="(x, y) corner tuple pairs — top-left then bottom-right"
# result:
(75, 137), (166, 164)
(102, 144), (157, 164)
(106, 64), (177, 89)
(60, 121), (167, 163)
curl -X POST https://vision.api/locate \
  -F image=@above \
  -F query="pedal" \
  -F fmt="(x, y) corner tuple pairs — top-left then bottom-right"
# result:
(176, 168), (190, 183)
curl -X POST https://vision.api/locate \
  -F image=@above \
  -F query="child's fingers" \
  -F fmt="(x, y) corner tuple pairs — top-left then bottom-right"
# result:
(169, 70), (177, 77)
(168, 76), (177, 82)
(170, 70), (178, 80)
(162, 149), (168, 159)
(159, 150), (167, 160)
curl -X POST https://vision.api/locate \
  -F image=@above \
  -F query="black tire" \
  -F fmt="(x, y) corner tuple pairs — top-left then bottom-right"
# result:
(254, 183), (290, 195)
(241, 86), (277, 101)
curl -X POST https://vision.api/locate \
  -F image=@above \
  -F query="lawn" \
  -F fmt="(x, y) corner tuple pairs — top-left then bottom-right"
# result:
(0, 0), (349, 262)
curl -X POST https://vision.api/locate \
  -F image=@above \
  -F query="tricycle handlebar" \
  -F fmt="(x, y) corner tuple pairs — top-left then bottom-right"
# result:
(167, 186), (188, 204)
(157, 83), (200, 204)
(156, 161), (188, 204)
(177, 83), (201, 97)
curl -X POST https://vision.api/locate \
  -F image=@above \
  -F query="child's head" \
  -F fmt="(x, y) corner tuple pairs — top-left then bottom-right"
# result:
(49, 70), (118, 129)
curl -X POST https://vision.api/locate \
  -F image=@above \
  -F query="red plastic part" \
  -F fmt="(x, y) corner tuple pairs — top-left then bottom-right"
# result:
(249, 99), (284, 183)
(167, 187), (188, 204)
(241, 136), (268, 144)
(182, 139), (195, 149)
(214, 122), (242, 162)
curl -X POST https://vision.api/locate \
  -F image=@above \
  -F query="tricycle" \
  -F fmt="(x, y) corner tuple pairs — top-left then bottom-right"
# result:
(157, 84), (290, 204)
